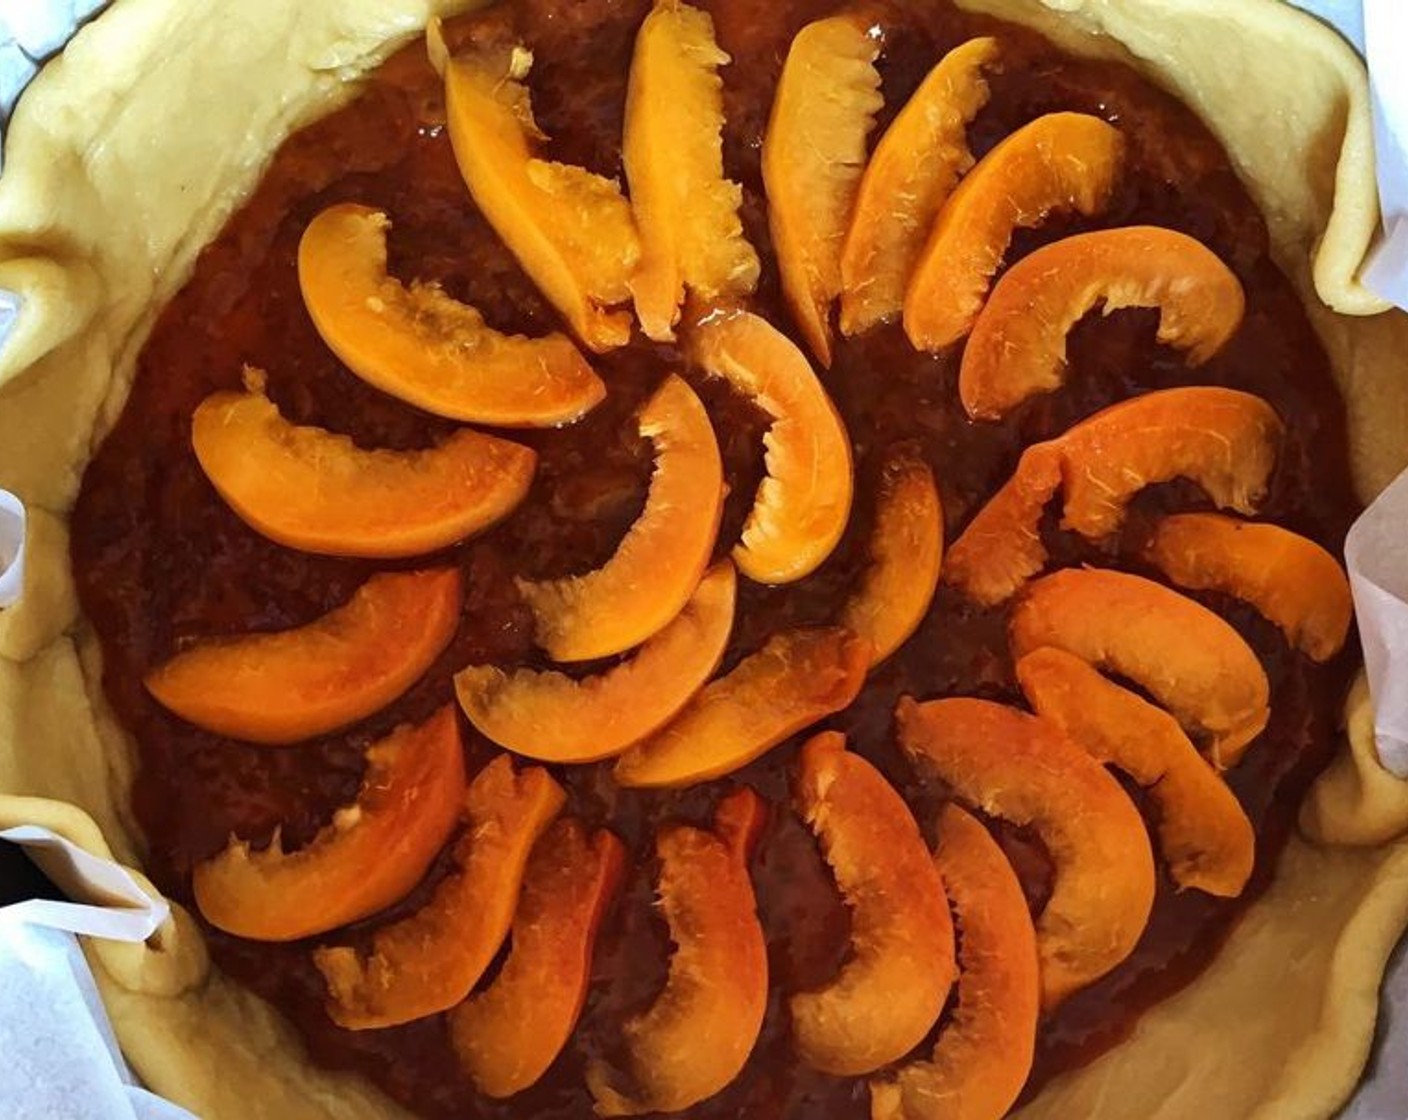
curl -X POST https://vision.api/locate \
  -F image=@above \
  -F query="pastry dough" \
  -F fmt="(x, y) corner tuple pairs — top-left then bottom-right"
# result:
(0, 1), (1405, 1117)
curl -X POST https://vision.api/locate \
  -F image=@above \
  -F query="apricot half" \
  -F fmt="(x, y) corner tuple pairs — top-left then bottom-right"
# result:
(314, 755), (565, 1029)
(192, 706), (465, 942)
(623, 1), (760, 341)
(192, 371), (535, 558)
(1017, 647), (1254, 896)
(587, 788), (769, 1116)
(897, 696), (1155, 1008)
(693, 311), (853, 584)
(517, 375), (723, 661)
(791, 733), (955, 1076)
(1142, 512), (1352, 662)
(958, 227), (1247, 419)
(762, 14), (883, 366)
(904, 112), (1124, 356)
(147, 569), (461, 745)
(449, 820), (626, 1098)
(614, 626), (870, 789)
(870, 804), (1039, 1120)
(840, 449), (943, 666)
(442, 42), (639, 351)
(456, 562), (736, 762)
(1009, 568), (1271, 767)
(839, 37), (999, 336)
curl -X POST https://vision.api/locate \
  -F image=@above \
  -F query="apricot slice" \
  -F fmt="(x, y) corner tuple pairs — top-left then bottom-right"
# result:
(587, 788), (769, 1115)
(516, 375), (723, 661)
(791, 732), (955, 1076)
(1009, 568), (1271, 767)
(896, 697), (1155, 1009)
(958, 227), (1247, 419)
(904, 112), (1124, 356)
(943, 443), (1062, 608)
(456, 562), (736, 762)
(1141, 512), (1352, 662)
(839, 37), (999, 337)
(1017, 647), (1254, 896)
(192, 706), (465, 942)
(314, 755), (565, 1029)
(762, 14), (883, 366)
(693, 311), (853, 583)
(623, 1), (760, 341)
(870, 804), (1039, 1120)
(442, 41), (639, 352)
(192, 371), (535, 558)
(297, 203), (603, 427)
(146, 569), (461, 745)
(840, 450), (943, 666)
(614, 626), (870, 789)
(449, 820), (627, 1098)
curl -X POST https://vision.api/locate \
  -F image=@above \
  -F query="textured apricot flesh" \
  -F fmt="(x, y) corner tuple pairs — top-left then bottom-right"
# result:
(958, 226), (1247, 419)
(905, 112), (1124, 356)
(146, 569), (460, 745)
(314, 756), (565, 1028)
(1017, 647), (1254, 896)
(614, 626), (870, 788)
(517, 375), (723, 661)
(443, 43), (639, 352)
(1010, 567), (1270, 767)
(871, 804), (1039, 1120)
(896, 696), (1155, 1009)
(763, 14), (882, 366)
(1142, 512), (1352, 662)
(587, 788), (769, 1115)
(693, 311), (853, 583)
(456, 562), (736, 763)
(624, 1), (759, 341)
(449, 820), (626, 1098)
(192, 706), (465, 942)
(297, 203), (603, 426)
(839, 37), (999, 336)
(791, 732), (955, 1076)
(192, 372), (535, 559)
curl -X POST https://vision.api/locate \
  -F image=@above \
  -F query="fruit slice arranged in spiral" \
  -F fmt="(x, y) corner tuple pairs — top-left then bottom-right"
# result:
(693, 311), (853, 583)
(192, 706), (465, 942)
(146, 569), (461, 745)
(1009, 568), (1271, 767)
(904, 112), (1124, 355)
(959, 227), (1246, 419)
(440, 37), (640, 352)
(763, 14), (883, 366)
(791, 733), (956, 1076)
(870, 803), (1039, 1120)
(1017, 647), (1255, 897)
(944, 386), (1283, 605)
(1141, 512), (1352, 662)
(456, 562), (736, 762)
(314, 756), (564, 1029)
(624, 0), (760, 341)
(896, 696), (1155, 1009)
(587, 788), (768, 1116)
(297, 203), (604, 426)
(450, 820), (627, 1098)
(839, 448), (944, 666)
(614, 626), (870, 788)
(839, 37), (999, 336)
(192, 370), (535, 558)
(517, 375), (723, 661)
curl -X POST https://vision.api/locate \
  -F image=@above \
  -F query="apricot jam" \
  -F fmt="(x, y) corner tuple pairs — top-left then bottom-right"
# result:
(71, 1), (1358, 1116)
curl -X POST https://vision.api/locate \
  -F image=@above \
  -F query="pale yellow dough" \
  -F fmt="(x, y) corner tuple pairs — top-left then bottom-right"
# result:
(0, 1), (1405, 1118)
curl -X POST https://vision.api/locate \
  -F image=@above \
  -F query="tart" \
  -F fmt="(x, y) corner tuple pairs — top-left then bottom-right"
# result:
(1, 2), (1407, 1120)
